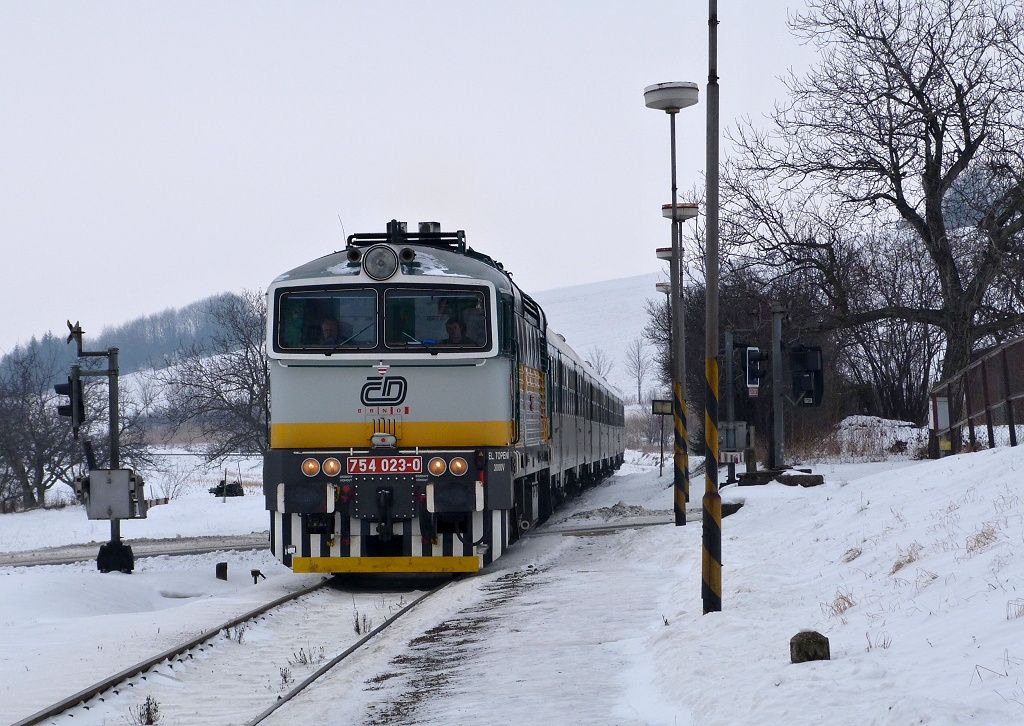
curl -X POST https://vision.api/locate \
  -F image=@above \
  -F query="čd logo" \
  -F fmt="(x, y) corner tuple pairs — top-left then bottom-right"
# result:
(360, 376), (408, 405)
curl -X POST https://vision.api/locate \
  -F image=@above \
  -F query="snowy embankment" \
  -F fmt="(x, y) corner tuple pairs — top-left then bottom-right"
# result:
(2, 445), (1024, 724)
(668, 446), (1024, 725)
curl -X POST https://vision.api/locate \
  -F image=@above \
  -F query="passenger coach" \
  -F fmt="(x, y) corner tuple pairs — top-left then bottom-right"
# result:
(263, 221), (624, 573)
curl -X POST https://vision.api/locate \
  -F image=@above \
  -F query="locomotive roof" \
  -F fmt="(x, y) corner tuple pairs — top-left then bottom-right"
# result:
(272, 243), (515, 293)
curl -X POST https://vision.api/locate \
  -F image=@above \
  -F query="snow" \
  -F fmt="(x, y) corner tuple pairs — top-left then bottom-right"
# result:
(534, 272), (661, 396)
(4, 444), (1024, 724)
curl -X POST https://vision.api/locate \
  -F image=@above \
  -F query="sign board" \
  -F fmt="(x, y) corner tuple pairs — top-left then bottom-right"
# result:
(652, 399), (673, 416)
(720, 451), (744, 464)
(747, 385), (759, 398)
(931, 396), (949, 430)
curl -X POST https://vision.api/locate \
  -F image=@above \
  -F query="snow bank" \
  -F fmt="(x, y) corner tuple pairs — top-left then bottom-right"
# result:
(644, 445), (1024, 724)
(799, 414), (931, 462)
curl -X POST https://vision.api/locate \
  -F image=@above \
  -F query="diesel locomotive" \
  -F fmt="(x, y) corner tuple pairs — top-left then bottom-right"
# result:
(263, 221), (624, 573)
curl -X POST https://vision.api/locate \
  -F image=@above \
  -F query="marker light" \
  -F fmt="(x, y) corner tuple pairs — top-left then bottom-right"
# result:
(322, 457), (342, 476)
(363, 245), (399, 280)
(301, 458), (320, 477)
(427, 457), (447, 476)
(449, 457), (469, 476)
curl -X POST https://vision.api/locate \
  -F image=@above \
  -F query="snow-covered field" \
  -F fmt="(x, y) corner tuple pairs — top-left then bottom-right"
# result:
(3, 445), (1024, 724)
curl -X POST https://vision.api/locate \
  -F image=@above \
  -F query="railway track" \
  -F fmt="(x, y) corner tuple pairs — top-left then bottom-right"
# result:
(12, 576), (452, 726)
(0, 533), (269, 568)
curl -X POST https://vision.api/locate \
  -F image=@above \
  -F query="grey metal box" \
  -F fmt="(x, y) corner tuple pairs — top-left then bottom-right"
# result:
(87, 469), (133, 520)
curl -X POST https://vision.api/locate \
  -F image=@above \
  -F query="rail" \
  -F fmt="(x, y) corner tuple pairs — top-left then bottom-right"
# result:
(246, 579), (452, 724)
(929, 335), (1024, 454)
(11, 578), (330, 726)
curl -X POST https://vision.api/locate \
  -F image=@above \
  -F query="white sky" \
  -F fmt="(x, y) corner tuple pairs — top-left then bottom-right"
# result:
(0, 1), (816, 353)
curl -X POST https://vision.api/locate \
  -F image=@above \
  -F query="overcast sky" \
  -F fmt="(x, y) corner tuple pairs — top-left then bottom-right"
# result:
(0, 1), (816, 353)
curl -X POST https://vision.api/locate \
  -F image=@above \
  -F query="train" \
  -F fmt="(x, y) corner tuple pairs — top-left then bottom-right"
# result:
(262, 220), (625, 573)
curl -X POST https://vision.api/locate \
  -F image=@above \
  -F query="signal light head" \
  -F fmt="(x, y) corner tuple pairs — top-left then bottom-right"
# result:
(301, 458), (320, 477)
(427, 457), (447, 476)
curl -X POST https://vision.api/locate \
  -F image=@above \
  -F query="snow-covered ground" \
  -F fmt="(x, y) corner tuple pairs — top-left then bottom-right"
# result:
(3, 445), (1024, 724)
(1, 454), (265, 553)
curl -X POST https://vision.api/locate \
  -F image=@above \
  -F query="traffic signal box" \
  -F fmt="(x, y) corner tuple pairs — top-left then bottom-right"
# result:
(745, 347), (769, 389)
(54, 366), (85, 435)
(790, 345), (824, 406)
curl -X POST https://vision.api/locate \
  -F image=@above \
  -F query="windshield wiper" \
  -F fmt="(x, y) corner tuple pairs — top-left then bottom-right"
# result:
(402, 331), (439, 356)
(334, 321), (375, 350)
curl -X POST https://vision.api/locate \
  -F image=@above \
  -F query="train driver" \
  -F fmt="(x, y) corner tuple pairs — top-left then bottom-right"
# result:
(319, 317), (351, 346)
(443, 318), (476, 346)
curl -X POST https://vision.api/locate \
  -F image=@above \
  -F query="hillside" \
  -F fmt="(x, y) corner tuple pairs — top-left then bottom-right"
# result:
(533, 271), (661, 395)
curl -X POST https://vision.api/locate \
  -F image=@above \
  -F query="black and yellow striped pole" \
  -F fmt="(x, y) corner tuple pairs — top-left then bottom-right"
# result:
(702, 0), (723, 614)
(644, 82), (699, 528)
(666, 196), (694, 527)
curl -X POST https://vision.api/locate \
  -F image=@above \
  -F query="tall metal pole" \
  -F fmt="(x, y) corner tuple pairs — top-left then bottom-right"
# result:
(770, 304), (786, 469)
(661, 286), (672, 480)
(108, 347), (121, 545)
(724, 328), (736, 485)
(669, 112), (690, 525)
(702, 0), (723, 614)
(644, 81), (698, 527)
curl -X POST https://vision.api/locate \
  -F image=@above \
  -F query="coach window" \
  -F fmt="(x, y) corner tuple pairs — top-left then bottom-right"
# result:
(275, 288), (377, 352)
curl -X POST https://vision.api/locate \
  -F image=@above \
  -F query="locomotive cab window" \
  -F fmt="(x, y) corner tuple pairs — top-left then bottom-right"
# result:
(275, 288), (377, 351)
(384, 287), (490, 352)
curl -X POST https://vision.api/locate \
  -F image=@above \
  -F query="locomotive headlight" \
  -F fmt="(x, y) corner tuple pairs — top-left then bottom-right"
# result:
(322, 457), (342, 476)
(449, 457), (469, 476)
(362, 245), (399, 280)
(301, 458), (321, 477)
(427, 457), (447, 476)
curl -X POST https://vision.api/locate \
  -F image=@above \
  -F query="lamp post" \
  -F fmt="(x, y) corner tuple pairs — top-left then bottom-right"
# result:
(645, 82), (698, 527)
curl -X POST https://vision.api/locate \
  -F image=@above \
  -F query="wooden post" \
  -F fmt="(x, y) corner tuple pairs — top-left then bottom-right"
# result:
(1002, 347), (1018, 448)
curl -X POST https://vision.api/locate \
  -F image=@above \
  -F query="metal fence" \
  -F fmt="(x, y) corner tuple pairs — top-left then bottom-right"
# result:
(929, 335), (1024, 454)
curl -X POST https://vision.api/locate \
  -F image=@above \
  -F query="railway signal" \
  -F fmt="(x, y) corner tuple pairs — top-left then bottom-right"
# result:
(61, 320), (147, 574)
(745, 346), (769, 396)
(790, 345), (824, 406)
(54, 365), (85, 436)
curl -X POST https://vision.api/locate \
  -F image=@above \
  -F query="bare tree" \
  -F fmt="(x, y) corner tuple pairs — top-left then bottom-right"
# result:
(623, 336), (651, 404)
(586, 347), (614, 379)
(0, 346), (83, 507)
(157, 290), (270, 461)
(729, 0), (1024, 384)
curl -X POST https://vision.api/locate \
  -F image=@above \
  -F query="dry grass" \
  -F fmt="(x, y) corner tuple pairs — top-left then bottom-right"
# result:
(821, 589), (857, 623)
(890, 542), (924, 575)
(914, 569), (938, 593)
(865, 631), (893, 652)
(841, 547), (863, 563)
(1007, 599), (1024, 621)
(966, 522), (1000, 555)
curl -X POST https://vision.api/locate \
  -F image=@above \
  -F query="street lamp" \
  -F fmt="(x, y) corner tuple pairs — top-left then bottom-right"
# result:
(645, 81), (699, 527)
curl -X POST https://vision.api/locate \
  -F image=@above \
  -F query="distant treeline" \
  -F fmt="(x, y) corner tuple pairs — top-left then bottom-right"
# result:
(1, 292), (242, 382)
